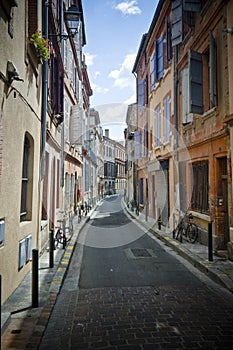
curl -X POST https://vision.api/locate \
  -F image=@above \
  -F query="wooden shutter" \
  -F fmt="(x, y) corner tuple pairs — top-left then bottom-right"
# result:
(157, 36), (164, 80)
(137, 80), (144, 106)
(172, 0), (183, 47)
(139, 178), (144, 205)
(134, 130), (140, 160)
(183, 0), (201, 12)
(150, 48), (156, 90)
(209, 32), (217, 109)
(165, 17), (171, 67)
(189, 50), (203, 114)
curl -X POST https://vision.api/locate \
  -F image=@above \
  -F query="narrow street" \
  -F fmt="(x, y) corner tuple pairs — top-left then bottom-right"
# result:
(39, 195), (233, 350)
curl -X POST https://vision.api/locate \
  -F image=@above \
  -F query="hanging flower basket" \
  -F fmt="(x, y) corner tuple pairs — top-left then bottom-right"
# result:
(30, 30), (50, 61)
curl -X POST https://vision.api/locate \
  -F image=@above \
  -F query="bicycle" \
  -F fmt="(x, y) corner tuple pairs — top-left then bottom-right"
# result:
(173, 212), (198, 243)
(55, 211), (73, 248)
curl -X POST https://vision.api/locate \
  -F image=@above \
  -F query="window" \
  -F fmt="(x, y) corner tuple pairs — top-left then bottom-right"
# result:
(64, 98), (69, 141)
(150, 50), (156, 91)
(203, 32), (217, 112)
(134, 130), (140, 160)
(150, 36), (164, 89)
(139, 178), (144, 205)
(64, 38), (68, 71)
(70, 50), (74, 85)
(137, 80), (144, 107)
(65, 172), (71, 210)
(163, 95), (170, 143)
(156, 36), (164, 80)
(191, 161), (209, 213)
(0, 219), (5, 247)
(20, 134), (33, 221)
(154, 106), (161, 147)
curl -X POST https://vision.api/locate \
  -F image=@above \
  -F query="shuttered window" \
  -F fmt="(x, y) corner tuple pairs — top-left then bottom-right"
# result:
(154, 106), (161, 147)
(20, 134), (33, 222)
(209, 32), (217, 109)
(139, 178), (144, 205)
(191, 161), (209, 213)
(156, 36), (164, 80)
(64, 98), (69, 142)
(171, 0), (183, 47)
(181, 67), (193, 124)
(183, 0), (201, 12)
(189, 50), (203, 114)
(138, 80), (144, 106)
(163, 95), (170, 142)
(150, 50), (156, 91)
(134, 130), (140, 160)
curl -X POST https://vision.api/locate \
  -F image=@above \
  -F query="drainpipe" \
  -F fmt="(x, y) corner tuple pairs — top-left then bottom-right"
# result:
(41, 0), (48, 180)
(173, 45), (180, 216)
(60, 0), (65, 189)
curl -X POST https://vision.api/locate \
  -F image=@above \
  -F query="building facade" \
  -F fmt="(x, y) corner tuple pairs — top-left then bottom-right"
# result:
(115, 140), (126, 194)
(0, 0), (42, 302)
(126, 0), (233, 258)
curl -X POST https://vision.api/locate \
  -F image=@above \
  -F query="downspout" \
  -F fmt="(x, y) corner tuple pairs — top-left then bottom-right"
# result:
(60, 0), (65, 189)
(41, 0), (48, 180)
(173, 45), (180, 214)
(36, 0), (48, 249)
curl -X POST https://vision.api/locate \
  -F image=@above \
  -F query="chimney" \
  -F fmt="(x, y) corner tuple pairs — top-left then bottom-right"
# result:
(105, 129), (109, 138)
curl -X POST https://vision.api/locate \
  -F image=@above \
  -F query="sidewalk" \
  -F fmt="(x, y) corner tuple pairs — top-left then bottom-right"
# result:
(0, 208), (94, 350)
(125, 203), (233, 294)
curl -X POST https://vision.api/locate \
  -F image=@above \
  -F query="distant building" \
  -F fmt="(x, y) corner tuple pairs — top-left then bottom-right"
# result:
(103, 129), (116, 194)
(115, 140), (126, 194)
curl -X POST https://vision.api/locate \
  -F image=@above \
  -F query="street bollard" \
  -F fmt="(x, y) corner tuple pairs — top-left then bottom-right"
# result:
(208, 222), (213, 262)
(158, 217), (162, 230)
(49, 229), (54, 268)
(32, 249), (39, 308)
(62, 218), (66, 249)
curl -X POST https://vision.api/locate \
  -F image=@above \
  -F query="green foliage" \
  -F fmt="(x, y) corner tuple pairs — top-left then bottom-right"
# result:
(30, 30), (50, 61)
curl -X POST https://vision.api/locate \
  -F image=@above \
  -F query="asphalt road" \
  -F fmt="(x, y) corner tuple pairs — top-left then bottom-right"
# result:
(39, 195), (233, 350)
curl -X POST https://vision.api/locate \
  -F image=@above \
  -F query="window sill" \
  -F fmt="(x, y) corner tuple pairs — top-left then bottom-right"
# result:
(190, 210), (210, 222)
(202, 107), (216, 122)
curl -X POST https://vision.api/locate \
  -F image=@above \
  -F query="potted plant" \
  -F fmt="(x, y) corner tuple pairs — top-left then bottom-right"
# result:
(30, 30), (50, 61)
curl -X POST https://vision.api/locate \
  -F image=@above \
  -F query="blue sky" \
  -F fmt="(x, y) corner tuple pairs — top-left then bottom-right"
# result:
(82, 0), (158, 140)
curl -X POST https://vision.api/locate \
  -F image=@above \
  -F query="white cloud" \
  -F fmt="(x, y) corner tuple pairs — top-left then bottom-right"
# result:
(91, 82), (109, 94)
(84, 52), (96, 66)
(115, 1), (141, 15)
(124, 93), (136, 105)
(108, 53), (136, 90)
(94, 71), (100, 79)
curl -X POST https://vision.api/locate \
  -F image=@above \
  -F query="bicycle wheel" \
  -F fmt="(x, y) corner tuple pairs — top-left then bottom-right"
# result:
(187, 223), (198, 243)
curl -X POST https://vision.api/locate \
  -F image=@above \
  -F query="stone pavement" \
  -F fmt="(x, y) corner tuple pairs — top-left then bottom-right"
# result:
(1, 196), (233, 349)
(125, 202), (233, 294)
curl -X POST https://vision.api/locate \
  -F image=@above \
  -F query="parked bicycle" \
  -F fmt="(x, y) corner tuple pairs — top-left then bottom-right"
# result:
(55, 210), (73, 248)
(173, 212), (198, 243)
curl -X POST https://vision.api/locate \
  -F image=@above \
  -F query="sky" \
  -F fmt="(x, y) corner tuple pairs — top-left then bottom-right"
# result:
(82, 0), (158, 141)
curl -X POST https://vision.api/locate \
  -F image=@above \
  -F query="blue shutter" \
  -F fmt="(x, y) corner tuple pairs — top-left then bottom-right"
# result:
(134, 131), (140, 160)
(189, 50), (203, 114)
(150, 50), (156, 90)
(156, 36), (164, 80)
(183, 0), (201, 12)
(137, 80), (144, 106)
(139, 178), (144, 205)
(172, 0), (183, 47)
